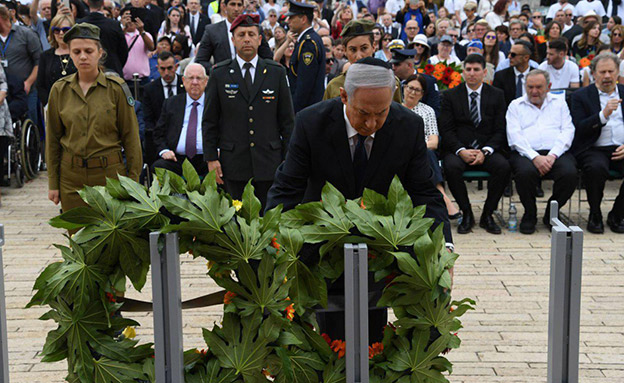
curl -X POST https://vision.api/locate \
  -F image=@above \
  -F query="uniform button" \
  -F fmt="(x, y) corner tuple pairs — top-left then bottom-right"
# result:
(249, 130), (254, 135)
(249, 106), (253, 111)
(250, 142), (255, 147)
(249, 118), (253, 123)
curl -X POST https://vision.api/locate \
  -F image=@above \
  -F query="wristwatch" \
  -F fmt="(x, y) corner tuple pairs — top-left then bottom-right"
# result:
(480, 149), (491, 156)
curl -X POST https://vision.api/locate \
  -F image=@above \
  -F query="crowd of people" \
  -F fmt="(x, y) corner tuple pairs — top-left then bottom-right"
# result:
(0, 0), (620, 238)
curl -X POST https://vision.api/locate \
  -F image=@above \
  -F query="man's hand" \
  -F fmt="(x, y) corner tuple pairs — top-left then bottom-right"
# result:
(49, 190), (60, 205)
(458, 149), (478, 164)
(469, 150), (485, 166)
(613, 145), (624, 161)
(162, 150), (177, 161)
(208, 160), (224, 184)
(603, 98), (622, 119)
(58, 2), (71, 15)
(23, 81), (32, 94)
(532, 155), (554, 176)
(136, 17), (145, 33)
(121, 13), (131, 28)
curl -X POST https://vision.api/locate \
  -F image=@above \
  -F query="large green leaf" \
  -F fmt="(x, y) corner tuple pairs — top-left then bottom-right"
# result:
(386, 330), (450, 382)
(93, 358), (147, 383)
(160, 189), (235, 235)
(275, 349), (324, 383)
(118, 175), (168, 230)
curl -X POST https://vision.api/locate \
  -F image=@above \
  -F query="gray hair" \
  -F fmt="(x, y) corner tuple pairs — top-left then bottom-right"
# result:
(183, 62), (207, 78)
(590, 51), (621, 73)
(525, 69), (550, 85)
(344, 63), (396, 100)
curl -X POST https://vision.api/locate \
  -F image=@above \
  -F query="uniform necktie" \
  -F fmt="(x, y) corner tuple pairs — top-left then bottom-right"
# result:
(186, 101), (199, 159)
(515, 73), (524, 98)
(166, 84), (173, 98)
(243, 62), (253, 92)
(353, 134), (368, 190)
(469, 92), (480, 127)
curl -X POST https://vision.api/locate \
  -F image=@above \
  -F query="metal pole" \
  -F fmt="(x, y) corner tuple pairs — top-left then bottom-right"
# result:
(344, 243), (369, 383)
(0, 224), (9, 383)
(149, 232), (184, 383)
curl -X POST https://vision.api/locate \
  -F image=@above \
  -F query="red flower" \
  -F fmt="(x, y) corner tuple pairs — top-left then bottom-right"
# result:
(588, 54), (595, 60)
(444, 66), (454, 76)
(330, 339), (346, 359)
(223, 291), (237, 305)
(424, 64), (435, 74)
(321, 333), (332, 345)
(105, 292), (116, 303)
(284, 298), (295, 321)
(442, 76), (451, 85)
(368, 342), (383, 359)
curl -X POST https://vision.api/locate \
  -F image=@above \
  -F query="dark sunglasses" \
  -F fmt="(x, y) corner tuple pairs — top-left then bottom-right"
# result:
(509, 52), (527, 58)
(485, 35), (496, 39)
(614, 33), (622, 37)
(52, 26), (72, 34)
(532, 15), (541, 19)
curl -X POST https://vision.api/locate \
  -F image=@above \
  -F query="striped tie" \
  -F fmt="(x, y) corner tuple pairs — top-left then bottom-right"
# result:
(469, 92), (480, 127)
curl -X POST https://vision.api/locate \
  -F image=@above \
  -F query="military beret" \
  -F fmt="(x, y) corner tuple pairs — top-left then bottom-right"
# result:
(230, 14), (260, 32)
(286, 0), (315, 17)
(63, 23), (101, 43)
(340, 19), (376, 38)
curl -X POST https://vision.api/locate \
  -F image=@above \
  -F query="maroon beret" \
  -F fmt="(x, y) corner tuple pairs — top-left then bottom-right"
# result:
(230, 14), (260, 32)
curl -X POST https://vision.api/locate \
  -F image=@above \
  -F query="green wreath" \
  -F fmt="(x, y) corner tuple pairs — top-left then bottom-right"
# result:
(28, 160), (475, 382)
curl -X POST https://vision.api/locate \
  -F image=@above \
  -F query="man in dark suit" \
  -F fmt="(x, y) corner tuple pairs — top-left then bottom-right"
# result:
(493, 40), (538, 107)
(203, 14), (294, 208)
(440, 54), (511, 235)
(143, 51), (185, 166)
(152, 63), (209, 176)
(379, 12), (399, 39)
(286, 0), (326, 113)
(78, 0), (128, 76)
(266, 58), (452, 342)
(187, 0), (210, 46)
(570, 53), (624, 233)
(195, 0), (272, 70)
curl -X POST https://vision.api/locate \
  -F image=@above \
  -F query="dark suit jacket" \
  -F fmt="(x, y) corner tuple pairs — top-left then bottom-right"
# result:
(439, 83), (507, 156)
(492, 65), (538, 107)
(265, 98), (452, 243)
(77, 12), (128, 76)
(570, 83), (624, 156)
(288, 28), (326, 112)
(195, 20), (272, 70)
(143, 74), (185, 134)
(187, 12), (210, 45)
(381, 26), (399, 39)
(153, 92), (208, 155)
(202, 57), (294, 181)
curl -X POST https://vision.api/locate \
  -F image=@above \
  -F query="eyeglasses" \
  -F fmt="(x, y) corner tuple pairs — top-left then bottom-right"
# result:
(485, 35), (496, 39)
(565, 13), (573, 16)
(405, 27), (418, 31)
(373, 31), (381, 35)
(448, 34), (458, 38)
(52, 26), (72, 34)
(614, 33), (622, 37)
(405, 85), (423, 94)
(532, 15), (541, 19)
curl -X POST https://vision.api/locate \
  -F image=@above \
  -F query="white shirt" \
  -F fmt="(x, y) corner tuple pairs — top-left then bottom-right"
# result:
(455, 84), (493, 154)
(513, 66), (530, 98)
(538, 60), (580, 89)
(175, 94), (205, 156)
(161, 76), (179, 99)
(546, 2), (575, 19)
(344, 105), (374, 158)
(574, 0), (606, 17)
(236, 54), (258, 83)
(597, 87), (624, 147)
(298, 26), (314, 43)
(225, 19), (235, 59)
(506, 93), (575, 159)
(385, 0), (405, 15)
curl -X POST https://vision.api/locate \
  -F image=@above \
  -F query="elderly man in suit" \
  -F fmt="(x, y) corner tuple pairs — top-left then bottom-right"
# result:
(570, 52), (624, 234)
(203, 14), (294, 208)
(195, 0), (272, 70)
(266, 57), (452, 343)
(440, 54), (511, 235)
(152, 63), (209, 177)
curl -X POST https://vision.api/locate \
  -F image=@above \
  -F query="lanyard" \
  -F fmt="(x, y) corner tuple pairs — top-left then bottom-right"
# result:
(0, 32), (12, 59)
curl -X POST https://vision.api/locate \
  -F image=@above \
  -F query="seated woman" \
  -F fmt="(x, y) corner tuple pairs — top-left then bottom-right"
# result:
(402, 73), (460, 219)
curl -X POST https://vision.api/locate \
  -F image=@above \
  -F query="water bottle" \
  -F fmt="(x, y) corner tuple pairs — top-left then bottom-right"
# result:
(508, 203), (518, 232)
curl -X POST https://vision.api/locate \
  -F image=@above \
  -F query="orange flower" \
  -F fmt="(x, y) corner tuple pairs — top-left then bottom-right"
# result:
(330, 339), (346, 359)
(360, 199), (366, 209)
(433, 71), (443, 80)
(368, 342), (383, 359)
(417, 67), (424, 73)
(284, 297), (295, 321)
(535, 35), (546, 44)
(434, 63), (446, 72)
(579, 57), (591, 68)
(450, 71), (461, 81)
(223, 291), (237, 305)
(270, 236), (281, 251)
(321, 333), (332, 345)
(449, 80), (461, 88)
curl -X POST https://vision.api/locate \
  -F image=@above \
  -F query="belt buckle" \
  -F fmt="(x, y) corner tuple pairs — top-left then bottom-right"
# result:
(82, 158), (89, 168)
(101, 156), (108, 168)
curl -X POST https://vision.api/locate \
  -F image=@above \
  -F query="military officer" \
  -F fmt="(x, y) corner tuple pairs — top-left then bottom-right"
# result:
(286, 0), (325, 113)
(323, 19), (403, 103)
(46, 23), (142, 214)
(203, 14), (294, 208)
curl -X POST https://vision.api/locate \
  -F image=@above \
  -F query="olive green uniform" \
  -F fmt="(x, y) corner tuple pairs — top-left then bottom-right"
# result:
(322, 72), (403, 103)
(46, 71), (143, 212)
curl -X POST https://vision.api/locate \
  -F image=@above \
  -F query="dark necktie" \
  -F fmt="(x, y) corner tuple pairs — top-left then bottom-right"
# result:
(192, 15), (196, 34)
(515, 73), (524, 98)
(185, 101), (199, 159)
(353, 134), (368, 190)
(243, 62), (253, 92)
(469, 92), (480, 127)
(166, 84), (173, 99)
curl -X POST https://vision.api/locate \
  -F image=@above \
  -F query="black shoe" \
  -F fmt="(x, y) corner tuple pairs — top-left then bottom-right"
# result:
(503, 185), (512, 197)
(587, 212), (604, 234)
(520, 214), (537, 234)
(479, 214), (502, 234)
(457, 211), (475, 234)
(607, 211), (624, 233)
(536, 186), (544, 198)
(449, 211), (462, 220)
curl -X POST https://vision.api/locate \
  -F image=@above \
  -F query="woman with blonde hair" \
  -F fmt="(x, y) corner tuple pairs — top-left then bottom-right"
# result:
(331, 4), (353, 39)
(610, 24), (624, 55)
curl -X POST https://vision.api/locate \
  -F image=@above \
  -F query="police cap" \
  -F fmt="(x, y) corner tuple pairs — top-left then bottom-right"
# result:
(340, 19), (376, 38)
(390, 49), (417, 64)
(286, 0), (315, 17)
(63, 23), (101, 43)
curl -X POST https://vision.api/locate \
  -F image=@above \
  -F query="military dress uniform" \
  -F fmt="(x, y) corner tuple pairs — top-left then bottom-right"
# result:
(45, 24), (143, 213)
(286, 1), (325, 113)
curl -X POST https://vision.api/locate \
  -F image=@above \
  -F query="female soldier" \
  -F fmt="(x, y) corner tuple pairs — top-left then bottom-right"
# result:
(46, 23), (142, 213)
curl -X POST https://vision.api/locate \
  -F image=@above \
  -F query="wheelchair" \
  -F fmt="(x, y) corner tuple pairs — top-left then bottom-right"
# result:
(3, 115), (41, 188)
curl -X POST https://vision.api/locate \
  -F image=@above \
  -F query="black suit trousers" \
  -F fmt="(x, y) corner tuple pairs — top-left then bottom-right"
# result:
(576, 146), (624, 217)
(510, 151), (578, 218)
(442, 152), (511, 215)
(152, 154), (208, 177)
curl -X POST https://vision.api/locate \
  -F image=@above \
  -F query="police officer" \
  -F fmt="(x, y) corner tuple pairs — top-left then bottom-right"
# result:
(286, 0), (325, 113)
(323, 19), (402, 103)
(46, 23), (142, 214)
(203, 14), (294, 208)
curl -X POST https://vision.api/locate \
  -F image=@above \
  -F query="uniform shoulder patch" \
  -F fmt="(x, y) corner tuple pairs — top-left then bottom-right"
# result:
(302, 52), (314, 65)
(106, 74), (135, 106)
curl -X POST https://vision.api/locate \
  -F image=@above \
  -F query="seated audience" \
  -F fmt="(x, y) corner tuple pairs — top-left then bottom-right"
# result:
(538, 37), (580, 89)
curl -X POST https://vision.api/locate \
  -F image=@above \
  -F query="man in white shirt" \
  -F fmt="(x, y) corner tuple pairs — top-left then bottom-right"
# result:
(506, 69), (577, 234)
(385, 0), (405, 17)
(574, 0), (606, 18)
(546, 0), (575, 20)
(538, 37), (580, 89)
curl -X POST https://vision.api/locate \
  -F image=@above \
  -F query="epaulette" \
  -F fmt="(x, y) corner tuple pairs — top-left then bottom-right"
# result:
(212, 59), (233, 70)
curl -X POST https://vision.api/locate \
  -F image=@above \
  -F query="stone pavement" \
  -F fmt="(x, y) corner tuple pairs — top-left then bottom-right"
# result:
(0, 173), (623, 382)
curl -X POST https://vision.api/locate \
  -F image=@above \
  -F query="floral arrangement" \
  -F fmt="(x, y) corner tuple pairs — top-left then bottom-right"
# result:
(418, 61), (463, 90)
(576, 51), (596, 69)
(535, 32), (546, 45)
(28, 161), (474, 382)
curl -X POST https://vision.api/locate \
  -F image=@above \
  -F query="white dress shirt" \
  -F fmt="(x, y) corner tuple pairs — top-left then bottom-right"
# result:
(506, 93), (575, 160)
(344, 105), (374, 158)
(167, 94), (205, 156)
(597, 87), (624, 147)
(225, 19), (235, 59)
(455, 84), (493, 155)
(236, 54), (259, 83)
(161, 76), (178, 99)
(513, 66), (530, 98)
